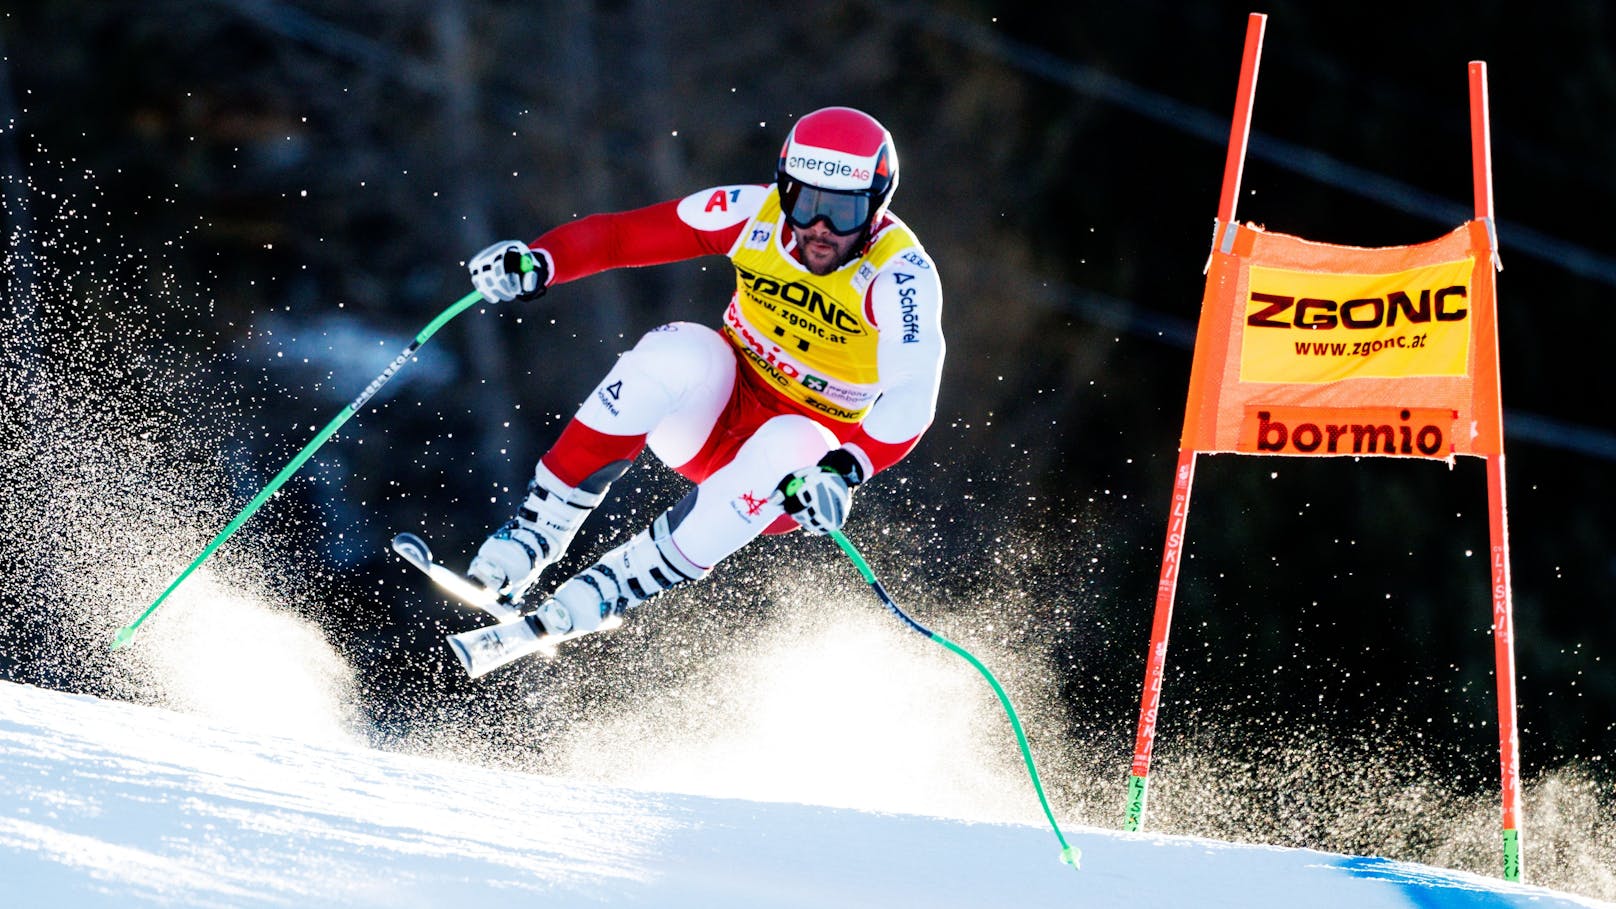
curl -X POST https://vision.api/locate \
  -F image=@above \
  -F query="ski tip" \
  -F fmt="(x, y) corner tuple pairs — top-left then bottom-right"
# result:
(110, 625), (137, 650)
(391, 532), (432, 570)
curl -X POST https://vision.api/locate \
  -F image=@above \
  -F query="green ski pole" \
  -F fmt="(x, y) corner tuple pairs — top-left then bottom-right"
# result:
(113, 286), (491, 649)
(826, 527), (1081, 870)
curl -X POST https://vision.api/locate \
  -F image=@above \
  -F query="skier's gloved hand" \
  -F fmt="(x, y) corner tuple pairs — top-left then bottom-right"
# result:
(773, 448), (865, 535)
(468, 240), (548, 303)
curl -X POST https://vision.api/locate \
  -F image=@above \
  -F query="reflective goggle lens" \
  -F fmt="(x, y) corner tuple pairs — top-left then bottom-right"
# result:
(782, 183), (872, 236)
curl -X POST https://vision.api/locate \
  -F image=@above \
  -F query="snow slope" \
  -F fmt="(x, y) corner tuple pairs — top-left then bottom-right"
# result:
(0, 680), (1607, 909)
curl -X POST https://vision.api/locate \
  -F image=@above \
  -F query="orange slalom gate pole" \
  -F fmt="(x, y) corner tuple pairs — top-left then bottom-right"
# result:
(1470, 59), (1524, 883)
(1124, 11), (1266, 833)
(1124, 452), (1197, 830)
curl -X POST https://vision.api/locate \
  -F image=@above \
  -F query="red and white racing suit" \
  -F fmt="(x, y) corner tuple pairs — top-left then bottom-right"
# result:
(527, 183), (944, 571)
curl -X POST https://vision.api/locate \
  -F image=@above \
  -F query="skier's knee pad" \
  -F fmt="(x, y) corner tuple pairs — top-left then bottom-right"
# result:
(624, 322), (733, 394)
(579, 322), (735, 440)
(740, 415), (839, 476)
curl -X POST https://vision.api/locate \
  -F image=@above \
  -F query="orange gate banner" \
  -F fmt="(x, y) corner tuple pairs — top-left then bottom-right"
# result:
(1181, 219), (1503, 459)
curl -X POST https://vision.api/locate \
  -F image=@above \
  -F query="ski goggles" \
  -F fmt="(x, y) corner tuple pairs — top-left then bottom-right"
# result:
(780, 181), (875, 236)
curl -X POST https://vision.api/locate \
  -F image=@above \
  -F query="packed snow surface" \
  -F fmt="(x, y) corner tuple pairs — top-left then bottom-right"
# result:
(1, 680), (1608, 908)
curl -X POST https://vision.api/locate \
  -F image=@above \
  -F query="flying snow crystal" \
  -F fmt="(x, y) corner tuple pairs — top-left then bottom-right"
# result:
(137, 573), (361, 743)
(3, 150), (1613, 905)
(552, 612), (1027, 821)
(0, 159), (361, 743)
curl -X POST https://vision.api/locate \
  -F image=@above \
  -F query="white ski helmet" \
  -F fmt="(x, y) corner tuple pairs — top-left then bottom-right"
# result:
(775, 106), (899, 242)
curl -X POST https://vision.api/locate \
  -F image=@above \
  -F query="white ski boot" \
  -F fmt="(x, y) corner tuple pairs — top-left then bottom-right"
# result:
(448, 512), (709, 678)
(544, 513), (711, 634)
(468, 460), (624, 600)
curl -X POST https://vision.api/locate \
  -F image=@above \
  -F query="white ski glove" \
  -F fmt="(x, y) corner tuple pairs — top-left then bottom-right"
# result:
(773, 448), (865, 535)
(468, 240), (548, 303)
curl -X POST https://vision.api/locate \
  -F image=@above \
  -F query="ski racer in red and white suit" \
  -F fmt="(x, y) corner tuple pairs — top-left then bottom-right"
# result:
(462, 107), (944, 645)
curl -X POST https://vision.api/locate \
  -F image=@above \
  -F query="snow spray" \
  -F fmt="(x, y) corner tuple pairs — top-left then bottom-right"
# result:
(828, 529), (1081, 870)
(112, 288), (488, 649)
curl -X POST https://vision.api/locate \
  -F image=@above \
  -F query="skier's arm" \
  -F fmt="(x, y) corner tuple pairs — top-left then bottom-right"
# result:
(531, 185), (767, 288)
(841, 252), (946, 479)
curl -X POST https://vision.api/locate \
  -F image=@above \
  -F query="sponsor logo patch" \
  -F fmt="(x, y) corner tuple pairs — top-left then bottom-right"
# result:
(851, 262), (877, 295)
(730, 490), (770, 522)
(676, 185), (764, 231)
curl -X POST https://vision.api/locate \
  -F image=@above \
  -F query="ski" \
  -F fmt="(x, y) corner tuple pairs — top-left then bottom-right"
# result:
(392, 531), (584, 677)
(445, 613), (563, 678)
(390, 532), (521, 622)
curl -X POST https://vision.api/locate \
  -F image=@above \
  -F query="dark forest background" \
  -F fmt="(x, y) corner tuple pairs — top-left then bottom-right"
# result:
(2, 0), (1613, 890)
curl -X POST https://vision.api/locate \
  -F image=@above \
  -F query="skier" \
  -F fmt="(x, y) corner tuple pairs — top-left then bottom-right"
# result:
(453, 106), (944, 668)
